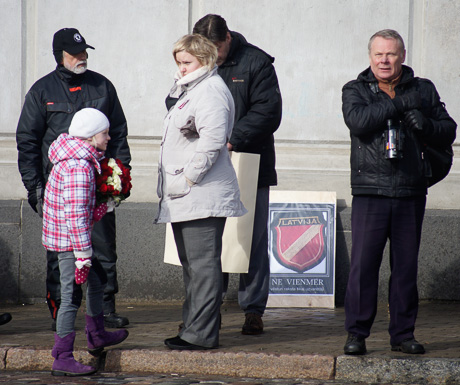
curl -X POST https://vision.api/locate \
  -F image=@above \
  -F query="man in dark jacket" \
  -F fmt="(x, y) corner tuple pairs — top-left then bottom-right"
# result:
(193, 14), (282, 335)
(16, 28), (131, 329)
(342, 29), (456, 355)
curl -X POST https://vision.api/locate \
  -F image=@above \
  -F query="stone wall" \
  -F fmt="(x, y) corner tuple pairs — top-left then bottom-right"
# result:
(1, 200), (459, 306)
(2, 0), (460, 208)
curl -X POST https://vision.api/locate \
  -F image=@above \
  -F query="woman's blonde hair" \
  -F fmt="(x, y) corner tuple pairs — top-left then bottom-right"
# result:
(173, 34), (217, 70)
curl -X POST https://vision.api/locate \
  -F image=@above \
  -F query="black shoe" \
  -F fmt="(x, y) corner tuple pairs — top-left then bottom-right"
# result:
(104, 313), (129, 328)
(164, 336), (213, 351)
(344, 333), (367, 355)
(391, 338), (425, 354)
(242, 313), (264, 335)
(0, 313), (12, 326)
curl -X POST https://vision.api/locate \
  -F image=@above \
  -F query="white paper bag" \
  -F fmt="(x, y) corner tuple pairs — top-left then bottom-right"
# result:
(163, 152), (260, 273)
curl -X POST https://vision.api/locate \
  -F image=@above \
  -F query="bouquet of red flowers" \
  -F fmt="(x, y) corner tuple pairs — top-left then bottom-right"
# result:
(93, 158), (132, 221)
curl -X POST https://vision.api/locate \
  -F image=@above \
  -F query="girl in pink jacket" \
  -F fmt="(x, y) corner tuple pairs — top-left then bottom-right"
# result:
(42, 108), (128, 376)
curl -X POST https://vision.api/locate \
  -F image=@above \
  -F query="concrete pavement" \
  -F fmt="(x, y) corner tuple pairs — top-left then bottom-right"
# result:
(0, 300), (460, 384)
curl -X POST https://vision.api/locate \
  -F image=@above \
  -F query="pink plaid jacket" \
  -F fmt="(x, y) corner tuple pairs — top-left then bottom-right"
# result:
(42, 133), (103, 257)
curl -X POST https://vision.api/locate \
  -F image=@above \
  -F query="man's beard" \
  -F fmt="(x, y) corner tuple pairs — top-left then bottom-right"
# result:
(66, 60), (87, 75)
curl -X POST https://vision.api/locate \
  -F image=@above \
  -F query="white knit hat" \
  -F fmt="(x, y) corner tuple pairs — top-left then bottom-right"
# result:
(68, 108), (109, 139)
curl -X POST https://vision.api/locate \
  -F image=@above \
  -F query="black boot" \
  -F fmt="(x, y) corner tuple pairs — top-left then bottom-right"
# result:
(391, 338), (425, 354)
(103, 312), (129, 328)
(344, 333), (367, 355)
(0, 313), (12, 326)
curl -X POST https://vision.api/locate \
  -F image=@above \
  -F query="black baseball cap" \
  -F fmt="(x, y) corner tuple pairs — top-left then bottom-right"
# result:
(52, 28), (95, 54)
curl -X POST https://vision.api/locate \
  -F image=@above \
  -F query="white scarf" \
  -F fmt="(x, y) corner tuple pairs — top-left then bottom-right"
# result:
(169, 66), (217, 98)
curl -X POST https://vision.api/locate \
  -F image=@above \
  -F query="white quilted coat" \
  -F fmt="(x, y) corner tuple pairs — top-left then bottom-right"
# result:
(155, 66), (247, 223)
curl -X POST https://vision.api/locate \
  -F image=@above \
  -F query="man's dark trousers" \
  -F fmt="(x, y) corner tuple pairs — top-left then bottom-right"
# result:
(345, 195), (426, 345)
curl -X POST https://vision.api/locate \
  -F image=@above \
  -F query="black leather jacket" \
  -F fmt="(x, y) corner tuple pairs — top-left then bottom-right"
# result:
(16, 66), (131, 193)
(220, 32), (282, 187)
(342, 65), (456, 197)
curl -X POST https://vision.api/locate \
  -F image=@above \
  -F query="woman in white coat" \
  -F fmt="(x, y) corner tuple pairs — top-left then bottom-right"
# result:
(156, 34), (246, 350)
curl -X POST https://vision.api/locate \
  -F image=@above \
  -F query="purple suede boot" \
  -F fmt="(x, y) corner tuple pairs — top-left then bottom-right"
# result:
(85, 313), (129, 356)
(51, 332), (97, 376)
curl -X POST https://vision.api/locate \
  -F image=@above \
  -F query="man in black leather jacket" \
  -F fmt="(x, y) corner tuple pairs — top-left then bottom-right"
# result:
(193, 14), (282, 335)
(16, 28), (131, 329)
(342, 29), (456, 355)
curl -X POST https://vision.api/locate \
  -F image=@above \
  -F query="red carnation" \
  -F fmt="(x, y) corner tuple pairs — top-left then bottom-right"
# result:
(97, 175), (108, 185)
(101, 161), (112, 174)
(100, 184), (109, 193)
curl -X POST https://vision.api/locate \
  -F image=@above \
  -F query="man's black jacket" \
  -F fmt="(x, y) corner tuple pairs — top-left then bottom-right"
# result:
(16, 66), (131, 193)
(219, 31), (282, 188)
(342, 65), (456, 197)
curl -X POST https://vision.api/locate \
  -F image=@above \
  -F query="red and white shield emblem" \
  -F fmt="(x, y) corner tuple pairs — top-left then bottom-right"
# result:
(275, 216), (325, 273)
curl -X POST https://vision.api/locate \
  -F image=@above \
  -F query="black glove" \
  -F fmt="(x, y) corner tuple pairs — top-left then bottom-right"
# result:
(404, 109), (433, 136)
(28, 184), (44, 217)
(392, 92), (421, 113)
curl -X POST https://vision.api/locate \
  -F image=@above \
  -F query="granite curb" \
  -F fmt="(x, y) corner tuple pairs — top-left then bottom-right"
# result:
(336, 355), (460, 384)
(2, 347), (460, 384)
(2, 347), (334, 380)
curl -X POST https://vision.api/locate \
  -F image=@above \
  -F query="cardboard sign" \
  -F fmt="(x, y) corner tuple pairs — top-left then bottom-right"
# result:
(267, 191), (336, 308)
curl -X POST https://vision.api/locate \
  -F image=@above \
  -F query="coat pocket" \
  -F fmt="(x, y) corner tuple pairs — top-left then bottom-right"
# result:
(46, 102), (73, 113)
(174, 113), (199, 139)
(164, 165), (191, 199)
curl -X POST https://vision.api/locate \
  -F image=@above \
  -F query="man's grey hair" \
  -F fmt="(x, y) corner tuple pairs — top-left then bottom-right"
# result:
(368, 29), (405, 54)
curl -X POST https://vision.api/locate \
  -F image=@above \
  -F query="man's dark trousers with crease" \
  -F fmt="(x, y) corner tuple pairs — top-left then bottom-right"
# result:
(344, 194), (426, 346)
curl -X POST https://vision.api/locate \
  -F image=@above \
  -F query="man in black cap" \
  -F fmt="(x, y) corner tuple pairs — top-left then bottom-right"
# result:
(16, 28), (131, 329)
